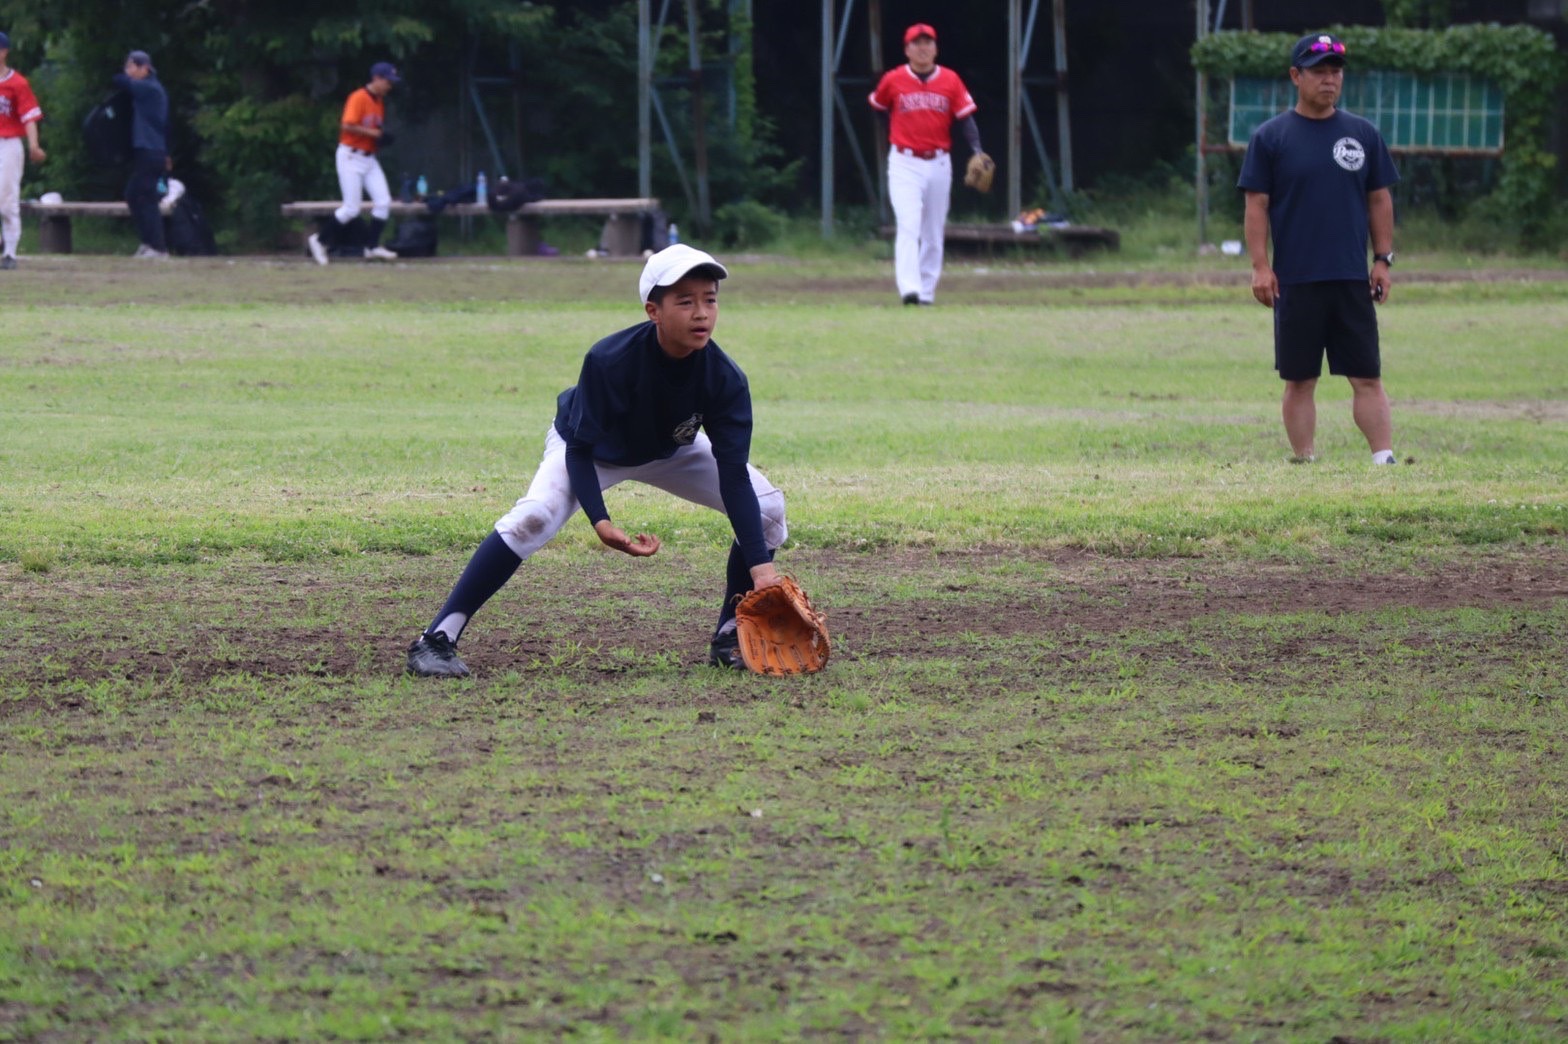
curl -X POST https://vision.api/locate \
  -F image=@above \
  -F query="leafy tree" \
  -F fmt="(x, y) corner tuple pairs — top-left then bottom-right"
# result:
(0, 0), (792, 245)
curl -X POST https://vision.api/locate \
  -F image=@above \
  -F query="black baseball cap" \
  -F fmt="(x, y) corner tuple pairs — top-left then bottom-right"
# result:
(1293, 33), (1346, 68)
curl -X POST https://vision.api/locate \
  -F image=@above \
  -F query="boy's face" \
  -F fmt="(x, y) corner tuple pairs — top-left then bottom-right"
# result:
(645, 276), (719, 359)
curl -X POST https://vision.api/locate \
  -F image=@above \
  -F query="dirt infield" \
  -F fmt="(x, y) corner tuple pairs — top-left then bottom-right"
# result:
(7, 546), (1565, 692)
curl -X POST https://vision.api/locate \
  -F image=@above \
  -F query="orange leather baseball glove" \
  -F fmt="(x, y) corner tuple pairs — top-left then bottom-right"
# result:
(964, 151), (995, 193)
(734, 576), (831, 675)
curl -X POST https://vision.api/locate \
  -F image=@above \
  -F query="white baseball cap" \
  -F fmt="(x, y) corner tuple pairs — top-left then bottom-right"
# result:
(638, 244), (728, 304)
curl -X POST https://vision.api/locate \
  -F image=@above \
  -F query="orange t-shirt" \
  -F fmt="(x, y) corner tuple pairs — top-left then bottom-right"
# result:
(338, 87), (384, 151)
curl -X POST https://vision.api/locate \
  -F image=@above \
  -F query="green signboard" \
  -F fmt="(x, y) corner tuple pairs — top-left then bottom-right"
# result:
(1229, 72), (1504, 153)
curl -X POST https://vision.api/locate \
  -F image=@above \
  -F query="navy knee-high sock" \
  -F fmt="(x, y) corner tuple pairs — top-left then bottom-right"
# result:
(426, 531), (522, 642)
(715, 541), (772, 636)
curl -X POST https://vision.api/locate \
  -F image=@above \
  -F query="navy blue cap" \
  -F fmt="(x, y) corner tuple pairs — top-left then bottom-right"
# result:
(0, 32), (10, 50)
(127, 49), (153, 67)
(370, 61), (401, 83)
(1292, 33), (1346, 68)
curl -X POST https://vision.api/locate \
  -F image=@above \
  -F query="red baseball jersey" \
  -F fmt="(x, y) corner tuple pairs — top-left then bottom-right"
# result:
(868, 65), (976, 153)
(0, 69), (44, 139)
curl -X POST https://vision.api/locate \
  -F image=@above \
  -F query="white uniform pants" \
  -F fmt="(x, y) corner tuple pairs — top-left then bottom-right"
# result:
(0, 137), (23, 259)
(493, 425), (788, 561)
(334, 143), (391, 224)
(887, 147), (953, 302)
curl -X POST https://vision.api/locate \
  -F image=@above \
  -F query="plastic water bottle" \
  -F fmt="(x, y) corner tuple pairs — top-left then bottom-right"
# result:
(667, 222), (679, 247)
(475, 171), (487, 206)
(416, 174), (428, 198)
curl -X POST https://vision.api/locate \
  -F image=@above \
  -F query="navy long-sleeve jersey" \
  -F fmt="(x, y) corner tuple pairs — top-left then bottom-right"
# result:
(553, 321), (769, 568)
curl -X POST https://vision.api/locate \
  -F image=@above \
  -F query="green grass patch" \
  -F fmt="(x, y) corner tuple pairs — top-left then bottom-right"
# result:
(1, 255), (1565, 1039)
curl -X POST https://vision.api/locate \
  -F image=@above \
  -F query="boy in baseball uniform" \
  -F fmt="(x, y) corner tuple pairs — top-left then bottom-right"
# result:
(0, 31), (46, 270)
(406, 244), (789, 678)
(309, 61), (400, 264)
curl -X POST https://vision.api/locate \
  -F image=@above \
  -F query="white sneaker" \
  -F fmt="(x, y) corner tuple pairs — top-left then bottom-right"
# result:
(132, 244), (152, 258)
(307, 234), (329, 266)
(138, 248), (170, 260)
(364, 245), (398, 261)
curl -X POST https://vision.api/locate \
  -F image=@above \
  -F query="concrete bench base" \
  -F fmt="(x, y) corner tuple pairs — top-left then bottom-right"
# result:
(20, 202), (134, 254)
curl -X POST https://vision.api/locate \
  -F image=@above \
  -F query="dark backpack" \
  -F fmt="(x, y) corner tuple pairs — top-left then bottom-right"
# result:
(487, 176), (547, 213)
(387, 217), (438, 258)
(82, 90), (134, 167)
(164, 196), (218, 256)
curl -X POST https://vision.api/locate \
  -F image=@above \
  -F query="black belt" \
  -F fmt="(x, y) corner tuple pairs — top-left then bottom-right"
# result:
(895, 146), (946, 160)
(346, 146), (372, 157)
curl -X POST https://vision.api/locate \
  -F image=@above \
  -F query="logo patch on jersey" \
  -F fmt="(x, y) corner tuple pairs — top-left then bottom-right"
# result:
(0, 97), (11, 117)
(672, 413), (702, 446)
(1332, 137), (1366, 172)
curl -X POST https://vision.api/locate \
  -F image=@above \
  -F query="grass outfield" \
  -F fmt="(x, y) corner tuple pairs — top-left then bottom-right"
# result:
(2, 254), (1566, 1040)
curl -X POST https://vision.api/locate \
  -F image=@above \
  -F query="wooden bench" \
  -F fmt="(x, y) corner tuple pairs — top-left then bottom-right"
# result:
(280, 198), (661, 257)
(879, 221), (1120, 258)
(20, 197), (661, 257)
(20, 201), (133, 254)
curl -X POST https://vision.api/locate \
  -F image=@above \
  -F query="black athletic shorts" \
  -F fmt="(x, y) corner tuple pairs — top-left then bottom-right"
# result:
(1273, 279), (1381, 381)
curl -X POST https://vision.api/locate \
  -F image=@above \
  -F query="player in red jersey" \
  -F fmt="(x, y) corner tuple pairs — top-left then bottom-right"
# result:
(868, 23), (984, 306)
(0, 30), (46, 270)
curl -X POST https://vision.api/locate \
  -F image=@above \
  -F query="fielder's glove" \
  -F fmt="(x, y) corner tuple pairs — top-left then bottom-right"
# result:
(964, 151), (996, 193)
(378, 130), (397, 148)
(734, 576), (831, 675)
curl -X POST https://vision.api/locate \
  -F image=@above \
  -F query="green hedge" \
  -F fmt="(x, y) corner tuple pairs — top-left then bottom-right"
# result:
(1192, 25), (1565, 247)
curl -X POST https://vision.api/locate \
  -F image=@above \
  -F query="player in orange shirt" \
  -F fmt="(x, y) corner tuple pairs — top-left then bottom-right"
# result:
(308, 62), (400, 264)
(0, 30), (47, 270)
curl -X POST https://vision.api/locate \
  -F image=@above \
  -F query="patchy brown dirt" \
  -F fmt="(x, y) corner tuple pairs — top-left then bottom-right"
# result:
(2, 547), (1564, 695)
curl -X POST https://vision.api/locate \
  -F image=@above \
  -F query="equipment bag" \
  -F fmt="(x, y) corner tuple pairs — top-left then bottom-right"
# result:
(487, 176), (547, 213)
(82, 90), (134, 167)
(164, 197), (218, 256)
(387, 217), (438, 258)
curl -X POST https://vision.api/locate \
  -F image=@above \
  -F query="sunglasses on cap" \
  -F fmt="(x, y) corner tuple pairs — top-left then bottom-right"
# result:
(1307, 40), (1347, 56)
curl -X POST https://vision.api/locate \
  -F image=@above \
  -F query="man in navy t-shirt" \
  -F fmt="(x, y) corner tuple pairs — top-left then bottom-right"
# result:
(406, 244), (789, 677)
(1238, 32), (1400, 465)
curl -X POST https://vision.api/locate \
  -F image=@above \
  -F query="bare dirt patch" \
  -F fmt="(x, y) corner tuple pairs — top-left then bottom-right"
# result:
(4, 547), (1565, 694)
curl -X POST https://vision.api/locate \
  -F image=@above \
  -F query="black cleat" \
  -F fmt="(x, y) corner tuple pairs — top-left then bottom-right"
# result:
(0, 257), (16, 271)
(406, 632), (470, 678)
(901, 292), (919, 306)
(709, 630), (745, 670)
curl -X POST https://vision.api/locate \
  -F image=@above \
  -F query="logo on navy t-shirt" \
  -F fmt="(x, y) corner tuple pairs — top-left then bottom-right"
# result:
(1332, 137), (1366, 172)
(672, 413), (702, 446)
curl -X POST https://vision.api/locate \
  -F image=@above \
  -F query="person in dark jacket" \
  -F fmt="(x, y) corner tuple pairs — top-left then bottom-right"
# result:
(113, 50), (169, 259)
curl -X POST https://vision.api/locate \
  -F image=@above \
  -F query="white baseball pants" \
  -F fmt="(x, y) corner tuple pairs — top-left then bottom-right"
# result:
(334, 143), (391, 224)
(493, 425), (788, 561)
(887, 147), (953, 303)
(0, 137), (23, 259)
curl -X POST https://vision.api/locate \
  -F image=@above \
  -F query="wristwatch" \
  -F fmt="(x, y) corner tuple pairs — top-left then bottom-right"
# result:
(1373, 252), (1396, 267)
